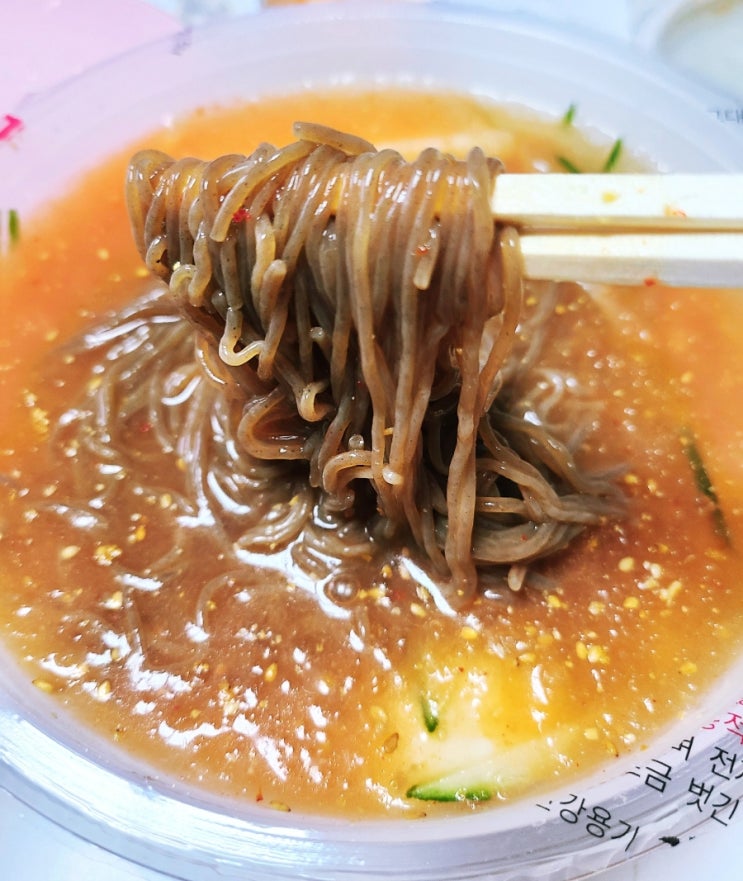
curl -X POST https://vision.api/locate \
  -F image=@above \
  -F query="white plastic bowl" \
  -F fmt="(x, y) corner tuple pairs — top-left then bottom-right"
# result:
(634, 0), (743, 101)
(1, 4), (743, 880)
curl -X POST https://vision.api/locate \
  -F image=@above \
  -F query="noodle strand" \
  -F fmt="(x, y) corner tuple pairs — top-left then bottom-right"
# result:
(124, 124), (624, 603)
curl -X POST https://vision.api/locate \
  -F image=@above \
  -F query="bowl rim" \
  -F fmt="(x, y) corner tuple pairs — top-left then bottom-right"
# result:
(1, 3), (743, 879)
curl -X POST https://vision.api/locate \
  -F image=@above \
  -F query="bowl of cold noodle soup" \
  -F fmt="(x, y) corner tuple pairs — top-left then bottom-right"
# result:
(1, 3), (743, 879)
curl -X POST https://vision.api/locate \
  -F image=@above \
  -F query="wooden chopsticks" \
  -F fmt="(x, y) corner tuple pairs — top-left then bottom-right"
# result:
(491, 174), (743, 287)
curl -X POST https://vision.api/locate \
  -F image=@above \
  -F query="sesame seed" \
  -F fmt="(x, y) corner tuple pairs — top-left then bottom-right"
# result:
(30, 407), (50, 437)
(661, 580), (684, 605)
(639, 577), (660, 591)
(269, 801), (291, 812)
(32, 678), (54, 693)
(129, 523), (147, 543)
(618, 556), (635, 573)
(587, 644), (610, 665)
(223, 697), (239, 716)
(95, 680), (112, 701)
(383, 732), (399, 753)
(645, 561), (663, 579)
(460, 625), (479, 641)
(102, 590), (124, 611)
(93, 544), (123, 566)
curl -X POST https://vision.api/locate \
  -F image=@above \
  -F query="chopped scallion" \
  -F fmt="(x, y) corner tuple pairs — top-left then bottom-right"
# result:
(680, 427), (730, 543)
(561, 103), (577, 126)
(421, 694), (439, 733)
(602, 138), (623, 173)
(8, 208), (20, 245)
(556, 156), (581, 174)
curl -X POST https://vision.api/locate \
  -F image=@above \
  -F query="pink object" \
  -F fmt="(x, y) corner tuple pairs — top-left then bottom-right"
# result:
(0, 0), (179, 118)
(0, 114), (23, 141)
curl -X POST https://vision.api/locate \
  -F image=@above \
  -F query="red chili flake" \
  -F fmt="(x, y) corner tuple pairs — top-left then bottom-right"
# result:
(255, 790), (264, 803)
(644, 276), (658, 287)
(414, 244), (429, 256)
(139, 420), (153, 433)
(0, 114), (23, 142)
(232, 207), (252, 224)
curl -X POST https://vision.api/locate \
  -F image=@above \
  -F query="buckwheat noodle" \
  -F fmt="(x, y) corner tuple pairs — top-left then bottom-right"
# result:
(90, 122), (623, 606)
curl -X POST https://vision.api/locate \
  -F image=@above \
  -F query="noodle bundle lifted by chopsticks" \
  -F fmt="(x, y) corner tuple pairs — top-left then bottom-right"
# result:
(126, 122), (622, 604)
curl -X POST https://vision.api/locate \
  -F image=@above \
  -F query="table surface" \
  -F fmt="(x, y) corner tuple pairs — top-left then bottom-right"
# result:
(1, 1), (742, 879)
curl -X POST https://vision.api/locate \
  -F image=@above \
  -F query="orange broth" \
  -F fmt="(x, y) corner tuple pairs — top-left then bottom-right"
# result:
(1, 89), (743, 818)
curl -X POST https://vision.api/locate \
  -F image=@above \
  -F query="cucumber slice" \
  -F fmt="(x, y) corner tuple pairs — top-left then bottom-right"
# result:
(406, 780), (493, 802)
(406, 757), (512, 802)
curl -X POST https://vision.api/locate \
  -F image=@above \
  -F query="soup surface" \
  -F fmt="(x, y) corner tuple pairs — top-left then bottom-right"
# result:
(1, 90), (743, 818)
